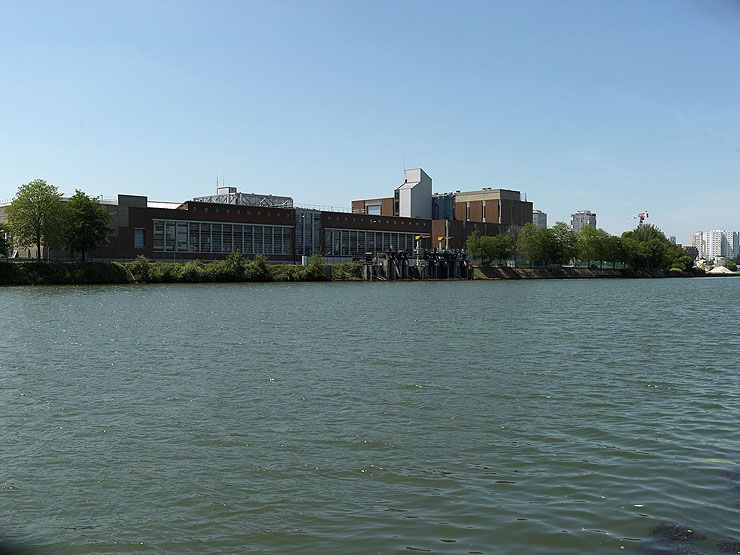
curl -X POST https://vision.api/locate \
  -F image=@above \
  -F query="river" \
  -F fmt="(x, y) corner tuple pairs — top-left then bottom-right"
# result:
(1, 278), (738, 554)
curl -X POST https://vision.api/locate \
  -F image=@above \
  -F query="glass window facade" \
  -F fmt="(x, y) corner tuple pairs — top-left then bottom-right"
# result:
(152, 219), (293, 255)
(323, 228), (427, 257)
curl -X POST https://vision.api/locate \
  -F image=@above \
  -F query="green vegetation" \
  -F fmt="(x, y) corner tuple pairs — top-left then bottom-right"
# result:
(5, 179), (64, 260)
(468, 222), (694, 274)
(0, 253), (364, 286)
(127, 252), (271, 283)
(330, 262), (362, 280)
(62, 190), (112, 261)
(620, 224), (691, 271)
(0, 261), (129, 285)
(0, 223), (8, 258)
(466, 232), (512, 267)
(726, 260), (737, 271)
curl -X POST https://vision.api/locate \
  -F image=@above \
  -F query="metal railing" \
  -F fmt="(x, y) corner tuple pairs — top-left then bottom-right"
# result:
(294, 203), (353, 213)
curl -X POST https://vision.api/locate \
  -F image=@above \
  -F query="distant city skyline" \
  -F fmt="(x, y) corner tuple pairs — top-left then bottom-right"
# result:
(1, 0), (738, 242)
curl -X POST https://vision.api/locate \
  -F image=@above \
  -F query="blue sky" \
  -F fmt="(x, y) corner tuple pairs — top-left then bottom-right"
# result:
(1, 0), (738, 241)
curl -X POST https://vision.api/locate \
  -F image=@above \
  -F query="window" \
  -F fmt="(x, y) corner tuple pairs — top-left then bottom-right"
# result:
(133, 228), (145, 249)
(200, 223), (211, 253)
(153, 221), (164, 251)
(176, 222), (188, 252)
(212, 223), (223, 252)
(164, 222), (175, 252)
(189, 223), (200, 253)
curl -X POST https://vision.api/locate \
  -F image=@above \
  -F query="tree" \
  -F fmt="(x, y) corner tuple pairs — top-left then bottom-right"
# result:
(466, 232), (481, 260)
(517, 223), (550, 266)
(0, 223), (9, 258)
(727, 259), (738, 271)
(551, 221), (577, 265)
(620, 224), (686, 271)
(6, 179), (64, 261)
(577, 227), (611, 267)
(62, 190), (112, 261)
(488, 234), (513, 265)
(604, 235), (624, 268)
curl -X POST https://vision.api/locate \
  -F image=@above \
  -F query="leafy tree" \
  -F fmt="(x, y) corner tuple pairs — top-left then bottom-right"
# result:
(487, 234), (513, 265)
(550, 221), (577, 265)
(605, 235), (624, 268)
(577, 226), (611, 267)
(466, 232), (511, 266)
(517, 223), (550, 266)
(62, 190), (112, 261)
(6, 179), (64, 261)
(726, 259), (737, 271)
(620, 224), (687, 271)
(0, 223), (8, 258)
(465, 231), (481, 259)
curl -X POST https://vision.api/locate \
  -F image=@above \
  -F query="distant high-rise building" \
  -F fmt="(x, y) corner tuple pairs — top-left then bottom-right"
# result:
(705, 230), (739, 261)
(532, 209), (547, 229)
(689, 232), (706, 259)
(571, 210), (596, 232)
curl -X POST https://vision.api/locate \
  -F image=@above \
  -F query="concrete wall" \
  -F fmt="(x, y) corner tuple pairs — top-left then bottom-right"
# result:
(397, 168), (432, 220)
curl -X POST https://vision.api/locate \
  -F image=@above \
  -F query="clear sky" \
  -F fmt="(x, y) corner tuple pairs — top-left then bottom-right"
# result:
(1, 0), (738, 241)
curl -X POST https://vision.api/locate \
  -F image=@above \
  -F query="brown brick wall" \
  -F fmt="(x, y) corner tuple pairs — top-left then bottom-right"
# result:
(91, 203), (296, 261)
(322, 211), (431, 234)
(351, 197), (395, 216)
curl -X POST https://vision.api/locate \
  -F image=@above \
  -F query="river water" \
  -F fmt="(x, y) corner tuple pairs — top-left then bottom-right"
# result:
(1, 278), (739, 554)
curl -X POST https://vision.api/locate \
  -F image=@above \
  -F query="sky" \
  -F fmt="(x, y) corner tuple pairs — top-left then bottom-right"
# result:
(0, 0), (738, 241)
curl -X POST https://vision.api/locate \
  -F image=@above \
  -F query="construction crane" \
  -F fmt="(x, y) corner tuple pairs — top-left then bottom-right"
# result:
(631, 211), (649, 225)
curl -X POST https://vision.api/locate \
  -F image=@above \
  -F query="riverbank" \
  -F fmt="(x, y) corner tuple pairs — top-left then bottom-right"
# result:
(475, 266), (669, 279)
(1, 259), (727, 286)
(0, 257), (362, 286)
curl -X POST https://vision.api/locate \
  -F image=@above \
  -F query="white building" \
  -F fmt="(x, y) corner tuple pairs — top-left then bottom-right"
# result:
(694, 230), (739, 262)
(689, 232), (705, 259)
(571, 210), (596, 232)
(532, 209), (547, 229)
(395, 168), (432, 220)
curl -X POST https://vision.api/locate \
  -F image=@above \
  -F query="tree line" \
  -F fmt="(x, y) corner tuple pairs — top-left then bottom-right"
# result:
(2, 179), (111, 261)
(467, 221), (693, 272)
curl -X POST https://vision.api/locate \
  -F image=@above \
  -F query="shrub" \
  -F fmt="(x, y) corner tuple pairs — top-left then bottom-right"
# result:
(147, 262), (179, 283)
(331, 262), (361, 281)
(128, 256), (151, 283)
(179, 260), (206, 283)
(244, 255), (270, 281)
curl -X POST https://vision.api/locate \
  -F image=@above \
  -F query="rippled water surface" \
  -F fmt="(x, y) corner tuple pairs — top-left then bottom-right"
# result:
(1, 278), (739, 554)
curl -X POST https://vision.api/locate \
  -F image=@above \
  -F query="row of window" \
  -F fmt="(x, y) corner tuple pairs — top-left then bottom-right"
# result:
(324, 214), (425, 227)
(152, 220), (293, 255)
(323, 228), (429, 257)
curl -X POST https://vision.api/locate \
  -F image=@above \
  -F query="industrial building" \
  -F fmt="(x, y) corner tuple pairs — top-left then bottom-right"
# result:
(353, 169), (533, 249)
(1, 168), (534, 262)
(1, 190), (433, 262)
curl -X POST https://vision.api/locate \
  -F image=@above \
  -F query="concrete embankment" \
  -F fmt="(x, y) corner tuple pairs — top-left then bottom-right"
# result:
(476, 266), (667, 279)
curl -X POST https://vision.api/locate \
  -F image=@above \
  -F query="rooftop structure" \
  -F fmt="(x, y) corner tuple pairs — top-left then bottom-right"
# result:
(394, 168), (432, 220)
(193, 187), (293, 208)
